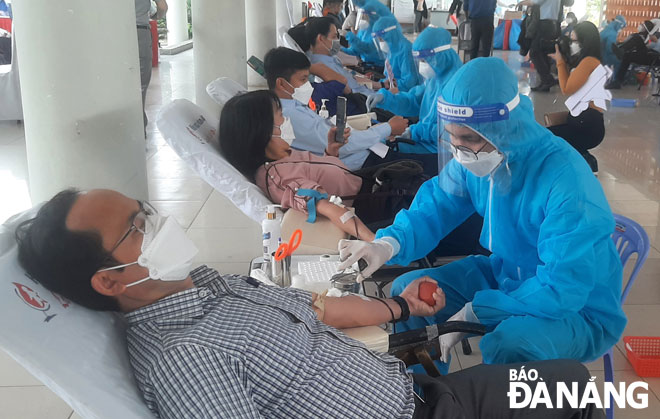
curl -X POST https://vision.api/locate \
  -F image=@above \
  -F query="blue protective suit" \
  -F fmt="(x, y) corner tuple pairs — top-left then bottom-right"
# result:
(376, 27), (462, 154)
(377, 58), (627, 371)
(372, 16), (421, 93)
(601, 16), (627, 71)
(342, 0), (392, 66)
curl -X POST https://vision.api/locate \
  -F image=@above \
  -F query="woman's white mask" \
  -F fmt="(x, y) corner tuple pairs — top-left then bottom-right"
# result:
(274, 117), (296, 145)
(99, 215), (199, 287)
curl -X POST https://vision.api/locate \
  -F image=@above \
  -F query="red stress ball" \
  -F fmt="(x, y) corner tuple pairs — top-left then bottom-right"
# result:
(418, 282), (438, 306)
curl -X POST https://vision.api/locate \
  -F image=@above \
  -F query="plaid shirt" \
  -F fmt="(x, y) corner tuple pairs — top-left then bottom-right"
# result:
(125, 266), (416, 418)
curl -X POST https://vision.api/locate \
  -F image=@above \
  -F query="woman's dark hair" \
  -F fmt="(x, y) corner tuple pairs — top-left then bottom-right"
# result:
(305, 16), (335, 47)
(288, 22), (311, 52)
(218, 90), (281, 181)
(14, 189), (120, 311)
(574, 21), (601, 63)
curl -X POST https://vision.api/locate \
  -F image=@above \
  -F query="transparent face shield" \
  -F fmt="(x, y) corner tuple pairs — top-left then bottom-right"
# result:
(412, 44), (451, 79)
(372, 25), (396, 58)
(436, 93), (521, 192)
(354, 9), (365, 31)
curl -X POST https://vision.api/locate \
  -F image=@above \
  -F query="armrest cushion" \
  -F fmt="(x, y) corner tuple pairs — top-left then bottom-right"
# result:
(281, 210), (349, 255)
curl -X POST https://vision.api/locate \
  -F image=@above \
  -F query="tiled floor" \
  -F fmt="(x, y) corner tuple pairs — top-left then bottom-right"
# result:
(2, 47), (660, 417)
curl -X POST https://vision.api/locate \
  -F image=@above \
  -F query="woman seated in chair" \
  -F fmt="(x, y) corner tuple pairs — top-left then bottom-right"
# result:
(218, 89), (378, 240)
(219, 90), (485, 257)
(547, 21), (607, 173)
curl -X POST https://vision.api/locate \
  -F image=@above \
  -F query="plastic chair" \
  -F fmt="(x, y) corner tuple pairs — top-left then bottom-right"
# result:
(604, 213), (651, 419)
(205, 77), (246, 108)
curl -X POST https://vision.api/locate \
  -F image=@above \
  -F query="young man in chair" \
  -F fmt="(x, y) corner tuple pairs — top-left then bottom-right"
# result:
(15, 188), (604, 418)
(265, 46), (440, 175)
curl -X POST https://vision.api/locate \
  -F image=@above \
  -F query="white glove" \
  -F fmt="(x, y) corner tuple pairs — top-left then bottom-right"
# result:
(366, 93), (384, 112)
(399, 126), (411, 139)
(439, 302), (479, 363)
(337, 238), (395, 278)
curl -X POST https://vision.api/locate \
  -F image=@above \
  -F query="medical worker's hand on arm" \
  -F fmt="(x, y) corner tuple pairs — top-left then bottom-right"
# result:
(366, 93), (384, 111)
(325, 126), (350, 157)
(388, 116), (409, 136)
(338, 239), (395, 277)
(399, 277), (446, 317)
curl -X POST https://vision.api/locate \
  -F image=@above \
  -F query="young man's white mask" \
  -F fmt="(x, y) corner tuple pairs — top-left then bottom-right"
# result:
(285, 80), (315, 106)
(452, 147), (504, 177)
(99, 215), (199, 287)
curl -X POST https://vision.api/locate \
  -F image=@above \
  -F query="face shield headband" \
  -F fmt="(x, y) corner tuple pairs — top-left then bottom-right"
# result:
(436, 91), (520, 188)
(437, 92), (521, 125)
(412, 44), (452, 61)
(373, 25), (397, 39)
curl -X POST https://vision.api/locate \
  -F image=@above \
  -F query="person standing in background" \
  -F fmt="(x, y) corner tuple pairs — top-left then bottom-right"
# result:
(518, 0), (561, 91)
(323, 0), (345, 30)
(135, 0), (168, 135)
(413, 0), (427, 33)
(464, 0), (496, 60)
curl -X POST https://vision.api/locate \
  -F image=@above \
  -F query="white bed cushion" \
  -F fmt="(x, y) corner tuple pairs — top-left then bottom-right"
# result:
(157, 99), (279, 223)
(0, 208), (155, 419)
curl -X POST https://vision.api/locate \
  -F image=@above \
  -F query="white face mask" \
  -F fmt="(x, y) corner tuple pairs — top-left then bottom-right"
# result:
(379, 41), (390, 54)
(358, 19), (369, 30)
(418, 61), (436, 80)
(99, 216), (199, 287)
(570, 41), (581, 56)
(453, 148), (504, 177)
(286, 80), (315, 106)
(273, 117), (295, 145)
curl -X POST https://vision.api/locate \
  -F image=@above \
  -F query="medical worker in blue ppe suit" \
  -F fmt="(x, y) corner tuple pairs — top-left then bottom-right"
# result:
(366, 27), (462, 154)
(372, 16), (422, 93)
(339, 57), (627, 375)
(342, 0), (391, 66)
(601, 15), (627, 71)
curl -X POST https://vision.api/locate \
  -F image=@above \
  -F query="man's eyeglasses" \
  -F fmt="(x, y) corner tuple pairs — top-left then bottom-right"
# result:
(441, 139), (489, 163)
(108, 201), (158, 254)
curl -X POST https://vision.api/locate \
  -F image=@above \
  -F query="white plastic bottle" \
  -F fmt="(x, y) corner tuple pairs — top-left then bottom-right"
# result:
(261, 205), (282, 262)
(318, 99), (330, 119)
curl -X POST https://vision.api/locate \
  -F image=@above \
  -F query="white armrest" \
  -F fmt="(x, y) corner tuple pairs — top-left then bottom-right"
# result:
(281, 210), (348, 255)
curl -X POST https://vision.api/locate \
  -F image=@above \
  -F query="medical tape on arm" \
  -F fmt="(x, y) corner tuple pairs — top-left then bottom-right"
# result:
(340, 210), (355, 224)
(311, 290), (329, 321)
(296, 188), (329, 223)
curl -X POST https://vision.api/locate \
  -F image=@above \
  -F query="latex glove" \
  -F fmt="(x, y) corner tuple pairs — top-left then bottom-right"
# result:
(399, 126), (411, 139)
(337, 238), (395, 278)
(439, 302), (479, 363)
(366, 93), (384, 112)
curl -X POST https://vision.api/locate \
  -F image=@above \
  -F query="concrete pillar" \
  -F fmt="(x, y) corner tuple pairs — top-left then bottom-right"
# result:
(193, 0), (247, 114)
(166, 0), (189, 46)
(12, 0), (148, 203)
(245, 0), (276, 87)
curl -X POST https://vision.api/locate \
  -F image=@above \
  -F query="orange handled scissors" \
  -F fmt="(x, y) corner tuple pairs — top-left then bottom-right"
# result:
(274, 229), (302, 262)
